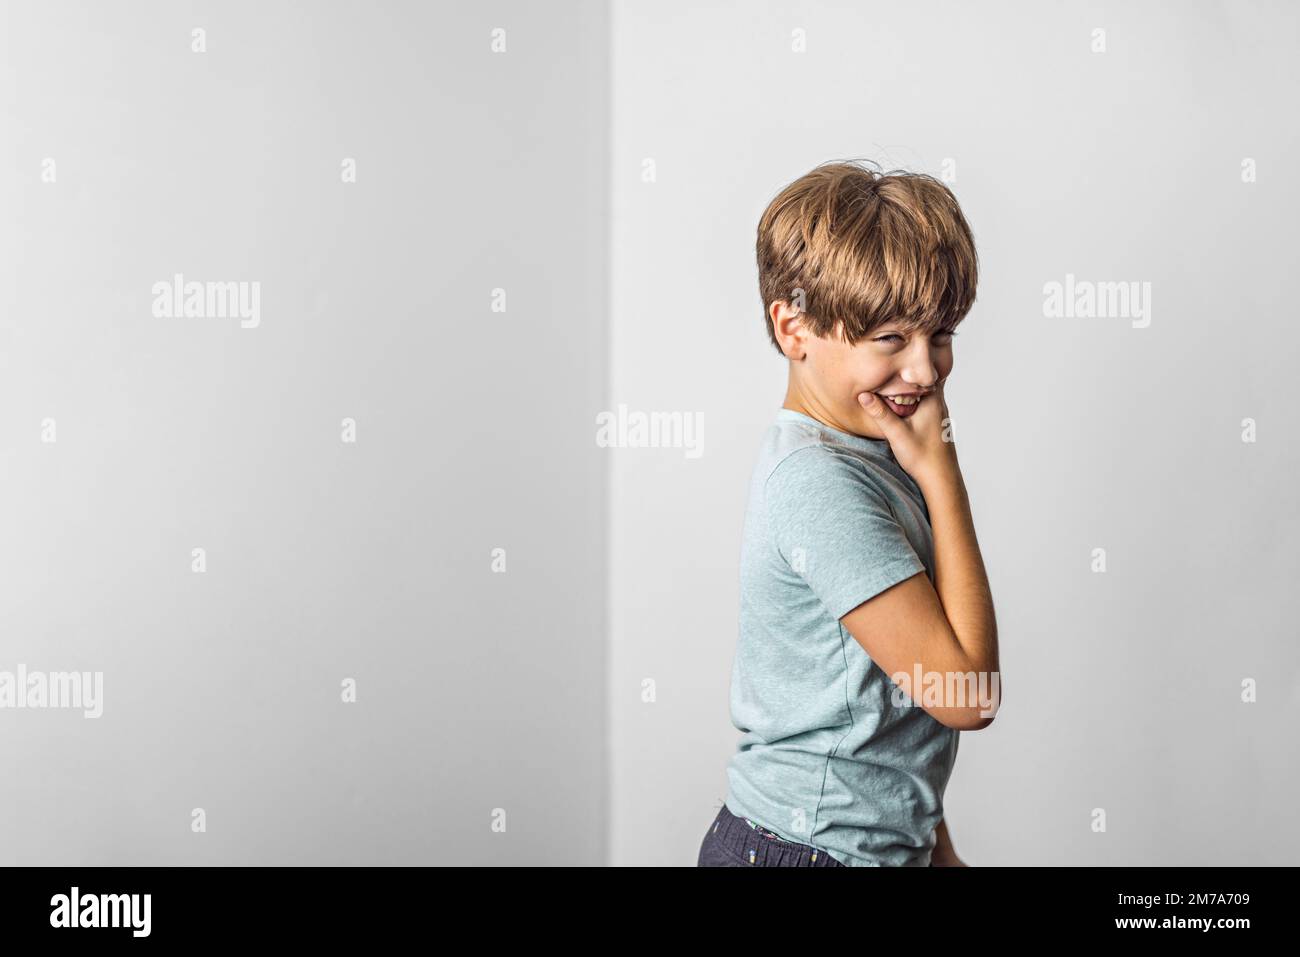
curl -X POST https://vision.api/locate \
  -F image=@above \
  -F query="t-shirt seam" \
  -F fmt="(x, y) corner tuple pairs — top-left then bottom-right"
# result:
(810, 624), (862, 844)
(772, 423), (921, 502)
(776, 413), (894, 460)
(826, 555), (928, 621)
(762, 445), (924, 611)
(762, 439), (865, 485)
(763, 442), (896, 504)
(762, 444), (892, 566)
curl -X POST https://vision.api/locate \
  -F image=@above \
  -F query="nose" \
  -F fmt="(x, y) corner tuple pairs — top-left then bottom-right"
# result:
(900, 338), (940, 390)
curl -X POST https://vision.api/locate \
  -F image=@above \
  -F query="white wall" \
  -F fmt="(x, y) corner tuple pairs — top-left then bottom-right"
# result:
(610, 0), (1300, 865)
(3, 0), (1296, 868)
(0, 0), (610, 865)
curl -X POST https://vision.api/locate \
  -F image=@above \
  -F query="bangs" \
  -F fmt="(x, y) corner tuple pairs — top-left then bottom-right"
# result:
(758, 160), (979, 354)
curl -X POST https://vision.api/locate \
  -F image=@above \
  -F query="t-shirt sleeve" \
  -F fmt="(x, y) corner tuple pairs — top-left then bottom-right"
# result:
(765, 447), (926, 621)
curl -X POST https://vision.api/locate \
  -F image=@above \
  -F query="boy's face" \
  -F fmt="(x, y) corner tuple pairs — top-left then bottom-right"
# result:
(776, 309), (955, 441)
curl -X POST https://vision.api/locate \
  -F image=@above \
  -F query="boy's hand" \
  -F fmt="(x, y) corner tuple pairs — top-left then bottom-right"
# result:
(858, 379), (959, 489)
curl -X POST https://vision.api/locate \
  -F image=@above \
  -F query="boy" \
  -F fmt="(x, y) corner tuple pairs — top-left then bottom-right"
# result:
(698, 160), (1000, 867)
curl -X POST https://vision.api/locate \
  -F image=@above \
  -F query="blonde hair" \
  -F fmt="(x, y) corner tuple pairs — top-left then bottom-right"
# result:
(756, 159), (979, 354)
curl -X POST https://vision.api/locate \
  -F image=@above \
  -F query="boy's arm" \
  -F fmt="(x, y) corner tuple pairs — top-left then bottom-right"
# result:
(839, 436), (1000, 730)
(917, 463), (1000, 681)
(838, 461), (999, 729)
(845, 384), (1001, 720)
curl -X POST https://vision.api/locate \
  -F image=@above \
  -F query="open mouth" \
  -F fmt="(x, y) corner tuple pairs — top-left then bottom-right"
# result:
(880, 394), (924, 416)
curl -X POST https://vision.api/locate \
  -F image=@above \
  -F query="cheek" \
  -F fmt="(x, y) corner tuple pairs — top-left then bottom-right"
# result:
(853, 361), (893, 393)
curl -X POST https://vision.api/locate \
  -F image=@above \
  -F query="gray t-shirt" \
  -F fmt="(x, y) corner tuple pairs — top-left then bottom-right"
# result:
(723, 408), (960, 866)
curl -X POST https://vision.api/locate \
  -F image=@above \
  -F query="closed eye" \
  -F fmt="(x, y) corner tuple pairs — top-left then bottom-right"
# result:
(873, 330), (958, 344)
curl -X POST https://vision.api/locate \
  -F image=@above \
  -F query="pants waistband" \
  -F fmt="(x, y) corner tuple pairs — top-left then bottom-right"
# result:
(710, 803), (843, 867)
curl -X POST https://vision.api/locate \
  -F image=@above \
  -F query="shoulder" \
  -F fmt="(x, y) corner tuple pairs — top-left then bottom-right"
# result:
(763, 444), (876, 501)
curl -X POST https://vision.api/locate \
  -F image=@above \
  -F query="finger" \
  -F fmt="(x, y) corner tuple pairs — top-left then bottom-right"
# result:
(858, 391), (899, 431)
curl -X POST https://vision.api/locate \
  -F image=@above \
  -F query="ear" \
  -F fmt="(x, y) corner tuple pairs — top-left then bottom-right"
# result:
(770, 301), (807, 358)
